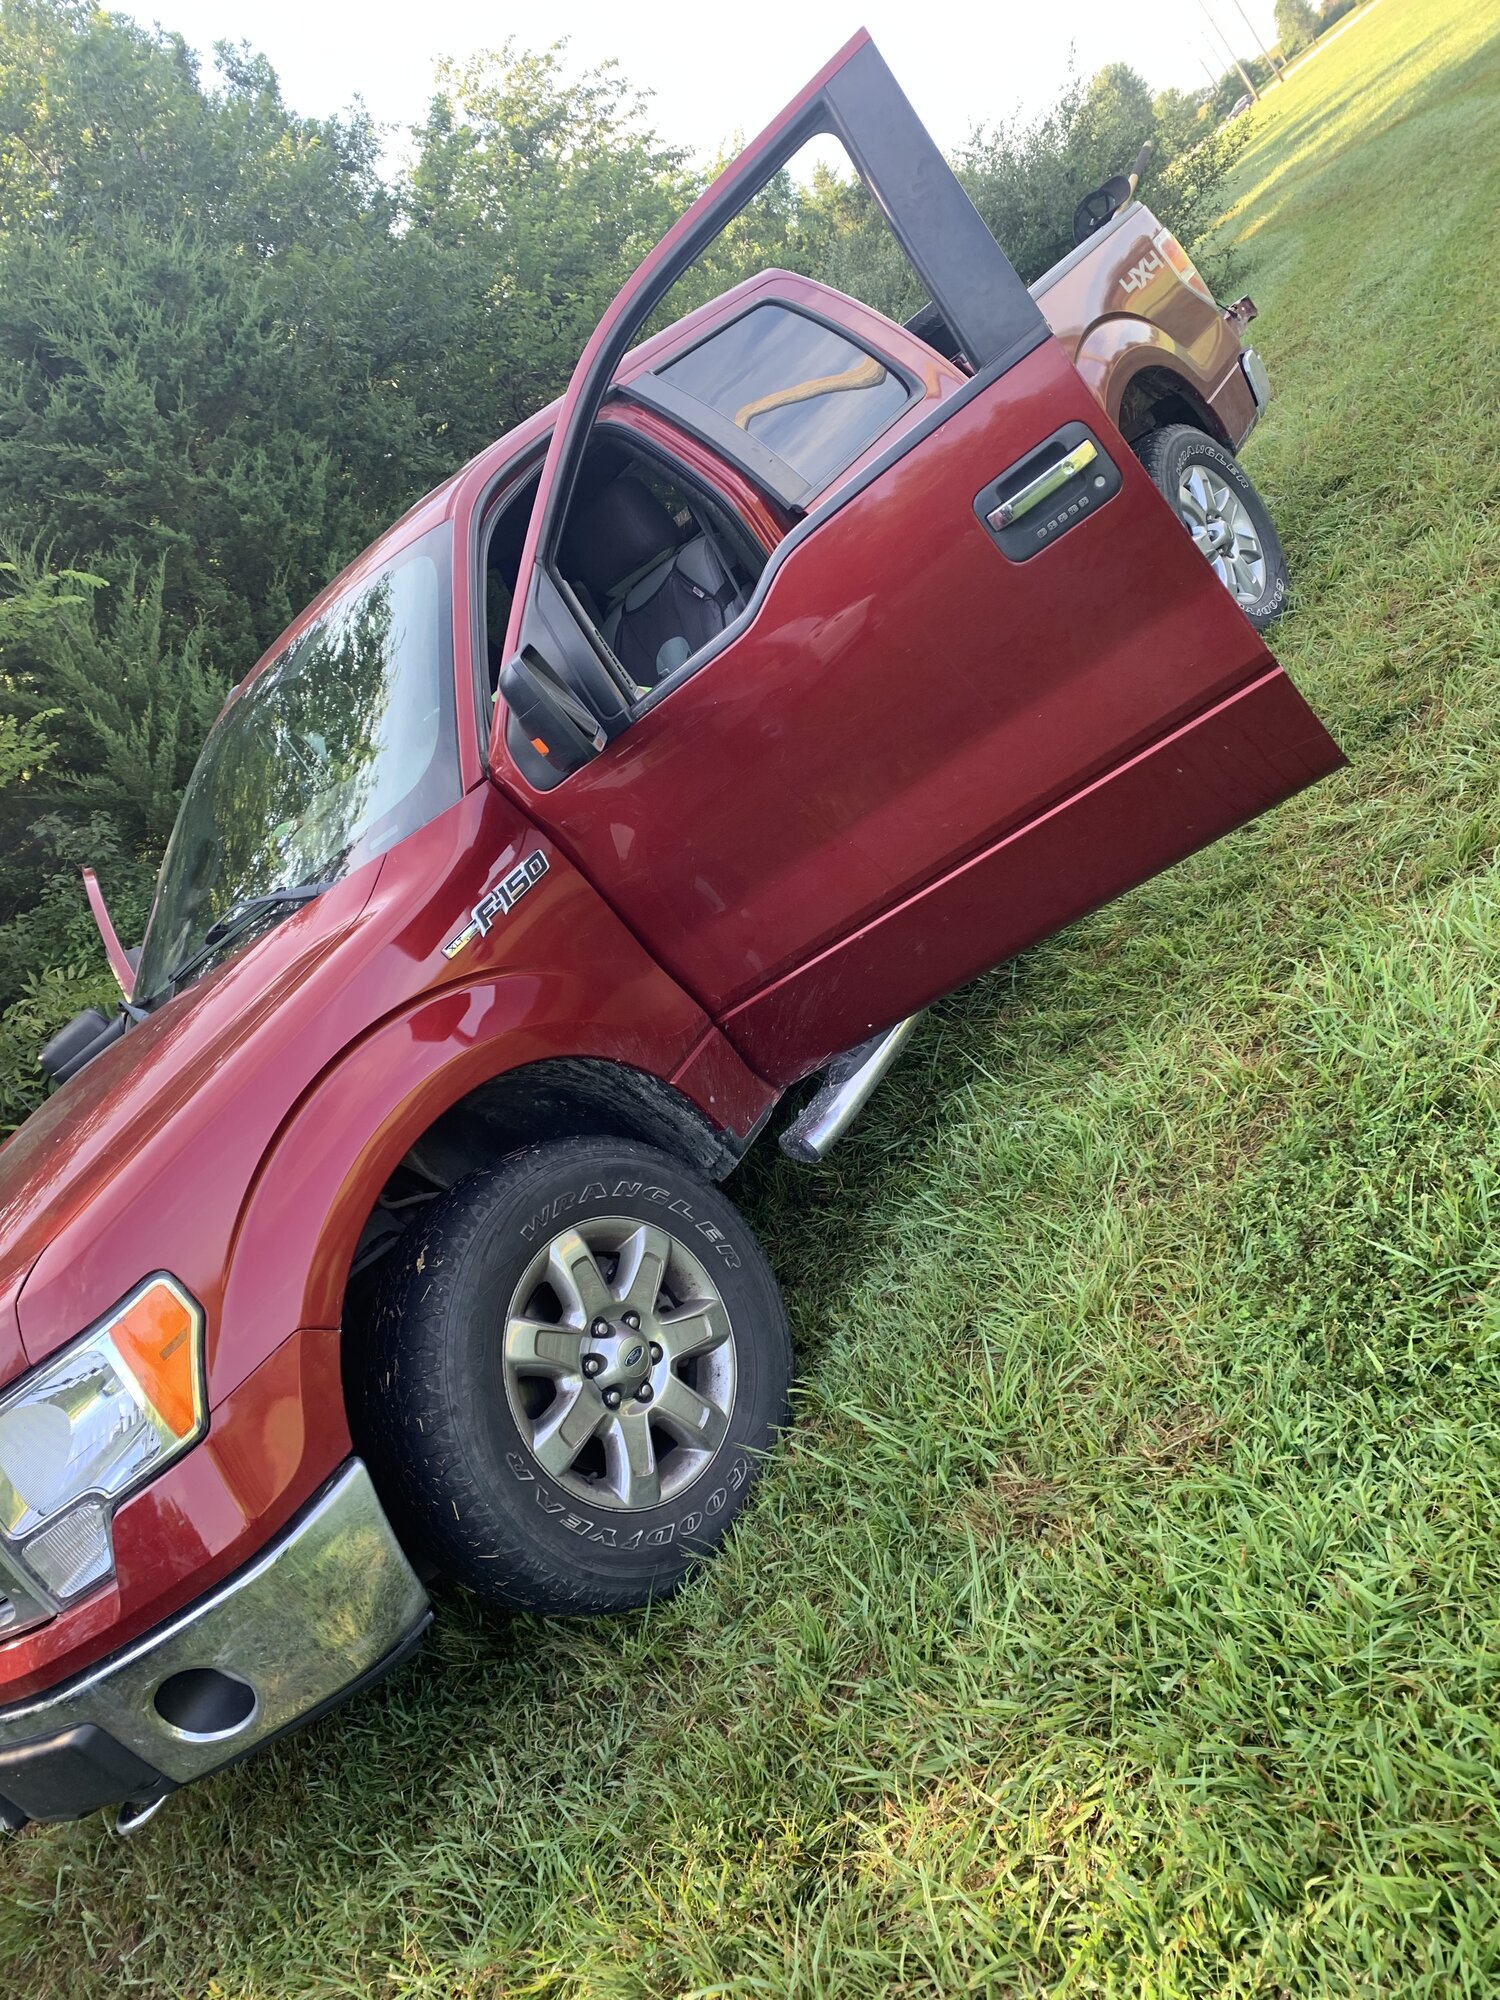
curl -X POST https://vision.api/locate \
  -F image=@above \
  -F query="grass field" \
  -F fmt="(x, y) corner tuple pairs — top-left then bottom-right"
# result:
(5, 0), (1500, 1989)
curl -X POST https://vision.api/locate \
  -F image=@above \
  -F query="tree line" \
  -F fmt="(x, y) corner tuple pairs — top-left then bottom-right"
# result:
(0, 0), (1247, 1124)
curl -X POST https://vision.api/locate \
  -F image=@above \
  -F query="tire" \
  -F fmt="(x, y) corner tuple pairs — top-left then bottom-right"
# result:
(1132, 423), (1289, 631)
(354, 1137), (792, 1615)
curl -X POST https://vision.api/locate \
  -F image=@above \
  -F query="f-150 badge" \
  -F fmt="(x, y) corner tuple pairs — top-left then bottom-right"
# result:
(443, 851), (549, 959)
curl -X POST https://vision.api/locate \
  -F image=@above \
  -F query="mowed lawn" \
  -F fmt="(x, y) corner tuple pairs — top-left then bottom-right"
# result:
(5, 0), (1500, 1990)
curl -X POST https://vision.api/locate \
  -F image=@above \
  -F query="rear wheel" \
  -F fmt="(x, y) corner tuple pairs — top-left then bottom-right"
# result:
(1133, 423), (1288, 631)
(355, 1137), (791, 1614)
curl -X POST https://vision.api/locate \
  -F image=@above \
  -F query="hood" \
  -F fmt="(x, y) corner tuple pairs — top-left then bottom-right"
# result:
(0, 866), (379, 1386)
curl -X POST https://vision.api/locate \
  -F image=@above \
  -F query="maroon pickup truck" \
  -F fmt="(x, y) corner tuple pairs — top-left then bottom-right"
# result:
(0, 33), (1340, 1833)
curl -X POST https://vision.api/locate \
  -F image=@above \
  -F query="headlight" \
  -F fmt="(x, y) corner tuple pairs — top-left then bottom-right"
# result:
(0, 1277), (204, 1611)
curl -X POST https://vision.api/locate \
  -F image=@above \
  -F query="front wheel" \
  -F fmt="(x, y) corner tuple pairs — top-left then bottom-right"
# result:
(354, 1137), (792, 1615)
(1133, 423), (1289, 631)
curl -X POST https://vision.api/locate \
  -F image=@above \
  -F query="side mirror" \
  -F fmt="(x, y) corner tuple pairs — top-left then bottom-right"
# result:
(498, 650), (609, 783)
(39, 1007), (125, 1086)
(1071, 142), (1152, 248)
(1072, 180), (1129, 244)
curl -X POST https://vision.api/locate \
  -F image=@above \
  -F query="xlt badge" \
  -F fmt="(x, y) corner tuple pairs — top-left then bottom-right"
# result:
(443, 850), (549, 960)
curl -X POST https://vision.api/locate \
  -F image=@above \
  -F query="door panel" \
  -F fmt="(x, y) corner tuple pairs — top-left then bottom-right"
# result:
(724, 666), (1337, 1080)
(499, 337), (1341, 1076)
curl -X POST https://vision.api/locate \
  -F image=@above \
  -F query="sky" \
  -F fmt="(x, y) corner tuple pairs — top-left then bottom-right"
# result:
(117, 0), (1285, 174)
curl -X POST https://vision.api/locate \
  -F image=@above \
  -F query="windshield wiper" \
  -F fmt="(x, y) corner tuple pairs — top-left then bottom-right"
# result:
(162, 880), (333, 994)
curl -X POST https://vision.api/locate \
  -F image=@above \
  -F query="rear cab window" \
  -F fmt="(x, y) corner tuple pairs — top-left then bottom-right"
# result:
(653, 303), (915, 492)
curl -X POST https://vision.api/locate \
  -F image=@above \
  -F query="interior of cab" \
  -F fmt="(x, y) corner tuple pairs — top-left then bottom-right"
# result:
(485, 435), (769, 703)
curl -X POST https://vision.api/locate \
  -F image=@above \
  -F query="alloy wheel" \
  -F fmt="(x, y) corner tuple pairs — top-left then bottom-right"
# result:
(1176, 461), (1268, 609)
(501, 1217), (737, 1510)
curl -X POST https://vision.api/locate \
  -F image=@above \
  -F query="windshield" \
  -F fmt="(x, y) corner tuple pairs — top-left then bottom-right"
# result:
(135, 524), (458, 1001)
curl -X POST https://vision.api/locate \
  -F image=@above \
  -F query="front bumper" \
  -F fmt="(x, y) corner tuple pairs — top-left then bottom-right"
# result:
(0, 1460), (429, 1829)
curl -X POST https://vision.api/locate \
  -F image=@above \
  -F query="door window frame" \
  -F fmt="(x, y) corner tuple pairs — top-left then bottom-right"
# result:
(492, 31), (1047, 777)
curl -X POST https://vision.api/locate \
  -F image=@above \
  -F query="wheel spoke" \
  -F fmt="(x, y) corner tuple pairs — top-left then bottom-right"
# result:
(656, 1296), (732, 1364)
(652, 1371), (730, 1454)
(506, 1315), (585, 1376)
(546, 1229), (614, 1325)
(1231, 554), (1261, 600)
(1223, 493), (1255, 536)
(1186, 467), (1216, 519)
(529, 1385), (606, 1479)
(612, 1222), (671, 1318)
(1177, 488), (1208, 528)
(1211, 554), (1232, 589)
(604, 1411), (661, 1508)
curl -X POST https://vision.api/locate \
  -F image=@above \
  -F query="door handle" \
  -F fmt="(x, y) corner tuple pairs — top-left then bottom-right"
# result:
(986, 440), (1098, 529)
(974, 423), (1120, 562)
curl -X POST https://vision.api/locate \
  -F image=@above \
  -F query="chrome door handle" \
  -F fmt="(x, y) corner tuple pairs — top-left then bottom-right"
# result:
(986, 439), (1099, 529)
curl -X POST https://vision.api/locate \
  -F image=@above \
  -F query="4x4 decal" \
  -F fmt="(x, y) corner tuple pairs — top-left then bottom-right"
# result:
(1120, 249), (1164, 296)
(443, 850), (549, 959)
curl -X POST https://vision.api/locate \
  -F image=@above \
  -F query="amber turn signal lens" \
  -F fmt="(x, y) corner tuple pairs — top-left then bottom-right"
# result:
(109, 1280), (201, 1440)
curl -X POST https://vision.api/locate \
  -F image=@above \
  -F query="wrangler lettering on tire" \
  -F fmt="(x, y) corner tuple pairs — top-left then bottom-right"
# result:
(354, 1138), (790, 1613)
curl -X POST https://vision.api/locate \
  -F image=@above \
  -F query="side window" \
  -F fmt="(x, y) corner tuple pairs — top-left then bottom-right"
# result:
(655, 305), (913, 490)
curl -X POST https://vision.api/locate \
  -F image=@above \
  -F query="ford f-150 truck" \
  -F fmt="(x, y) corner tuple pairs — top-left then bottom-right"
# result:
(0, 33), (1341, 1833)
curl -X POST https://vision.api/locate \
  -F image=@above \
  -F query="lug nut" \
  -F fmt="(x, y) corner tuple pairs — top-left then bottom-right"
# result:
(602, 1387), (622, 1410)
(622, 1310), (641, 1330)
(590, 1318), (610, 1339)
(582, 1354), (604, 1378)
(649, 1341), (663, 1364)
(635, 1382), (654, 1403)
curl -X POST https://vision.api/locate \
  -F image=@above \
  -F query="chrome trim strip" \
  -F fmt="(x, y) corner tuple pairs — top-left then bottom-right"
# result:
(779, 1015), (921, 1162)
(0, 1461), (428, 1785)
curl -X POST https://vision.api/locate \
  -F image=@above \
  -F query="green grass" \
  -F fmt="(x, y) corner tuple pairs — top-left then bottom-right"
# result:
(5, 0), (1500, 1988)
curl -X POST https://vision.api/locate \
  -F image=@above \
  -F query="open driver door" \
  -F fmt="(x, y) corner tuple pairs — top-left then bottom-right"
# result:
(490, 32), (1344, 1084)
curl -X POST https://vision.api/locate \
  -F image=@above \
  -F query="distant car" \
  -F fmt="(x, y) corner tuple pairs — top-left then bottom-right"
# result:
(1227, 92), (1254, 119)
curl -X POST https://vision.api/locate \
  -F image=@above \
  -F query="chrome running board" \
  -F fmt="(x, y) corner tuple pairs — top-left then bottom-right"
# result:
(778, 1015), (921, 1163)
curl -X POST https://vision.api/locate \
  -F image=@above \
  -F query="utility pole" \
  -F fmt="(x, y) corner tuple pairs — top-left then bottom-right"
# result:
(1225, 0), (1285, 75)
(1195, 0), (1261, 98)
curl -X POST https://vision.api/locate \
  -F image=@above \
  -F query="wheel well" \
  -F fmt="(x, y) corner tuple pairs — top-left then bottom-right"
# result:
(345, 1058), (749, 1288)
(1116, 368), (1230, 450)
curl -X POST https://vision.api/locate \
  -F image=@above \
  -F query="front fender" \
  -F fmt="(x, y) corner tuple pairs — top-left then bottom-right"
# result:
(218, 977), (752, 1398)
